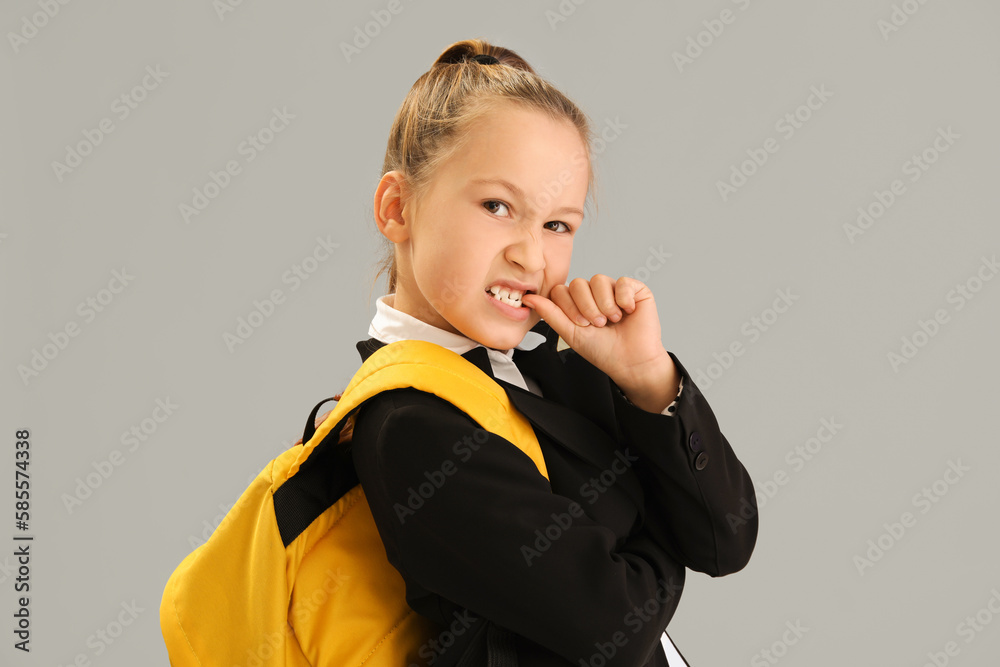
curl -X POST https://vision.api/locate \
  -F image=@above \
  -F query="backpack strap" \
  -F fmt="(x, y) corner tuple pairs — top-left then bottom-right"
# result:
(282, 339), (548, 485)
(300, 394), (339, 447)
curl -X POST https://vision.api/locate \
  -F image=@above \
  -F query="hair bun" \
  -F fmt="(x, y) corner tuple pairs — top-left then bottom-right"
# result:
(432, 39), (534, 73)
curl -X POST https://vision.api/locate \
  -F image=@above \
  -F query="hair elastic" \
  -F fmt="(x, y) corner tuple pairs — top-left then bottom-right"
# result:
(469, 54), (500, 65)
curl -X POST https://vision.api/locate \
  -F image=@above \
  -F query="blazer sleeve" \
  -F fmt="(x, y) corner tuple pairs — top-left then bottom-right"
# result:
(608, 350), (758, 577)
(351, 387), (686, 667)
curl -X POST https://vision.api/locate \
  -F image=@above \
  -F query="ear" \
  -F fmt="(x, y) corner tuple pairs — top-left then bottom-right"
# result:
(374, 170), (411, 243)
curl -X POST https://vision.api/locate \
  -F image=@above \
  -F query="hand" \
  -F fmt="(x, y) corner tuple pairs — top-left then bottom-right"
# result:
(522, 275), (677, 407)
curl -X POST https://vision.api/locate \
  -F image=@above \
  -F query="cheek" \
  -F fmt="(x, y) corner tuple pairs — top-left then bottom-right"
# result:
(546, 245), (573, 281)
(417, 248), (483, 303)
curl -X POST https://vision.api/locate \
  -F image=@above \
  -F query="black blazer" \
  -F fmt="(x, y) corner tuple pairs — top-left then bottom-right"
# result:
(349, 318), (758, 667)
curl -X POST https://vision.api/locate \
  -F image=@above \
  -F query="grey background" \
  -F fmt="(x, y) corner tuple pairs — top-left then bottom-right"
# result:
(2, 0), (999, 664)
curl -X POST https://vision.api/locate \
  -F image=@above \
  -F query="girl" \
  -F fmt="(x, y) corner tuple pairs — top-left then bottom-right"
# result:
(350, 38), (758, 666)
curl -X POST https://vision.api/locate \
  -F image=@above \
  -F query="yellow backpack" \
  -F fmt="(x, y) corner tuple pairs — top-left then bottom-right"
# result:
(159, 339), (549, 666)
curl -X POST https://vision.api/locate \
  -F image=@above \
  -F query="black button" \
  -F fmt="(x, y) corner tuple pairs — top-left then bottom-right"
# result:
(688, 431), (703, 452)
(694, 452), (708, 470)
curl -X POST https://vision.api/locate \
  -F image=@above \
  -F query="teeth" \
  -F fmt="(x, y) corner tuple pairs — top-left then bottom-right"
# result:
(487, 285), (525, 307)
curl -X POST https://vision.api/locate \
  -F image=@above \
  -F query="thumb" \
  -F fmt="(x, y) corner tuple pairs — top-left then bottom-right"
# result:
(522, 293), (579, 344)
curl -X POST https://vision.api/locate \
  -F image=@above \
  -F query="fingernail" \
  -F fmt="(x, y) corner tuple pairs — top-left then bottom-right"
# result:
(576, 317), (590, 326)
(595, 316), (606, 326)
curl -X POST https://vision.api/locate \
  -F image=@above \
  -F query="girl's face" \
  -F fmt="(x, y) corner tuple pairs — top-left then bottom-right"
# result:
(377, 103), (590, 351)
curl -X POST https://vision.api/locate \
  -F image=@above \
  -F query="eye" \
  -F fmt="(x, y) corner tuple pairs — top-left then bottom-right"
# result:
(545, 221), (572, 233)
(483, 199), (510, 217)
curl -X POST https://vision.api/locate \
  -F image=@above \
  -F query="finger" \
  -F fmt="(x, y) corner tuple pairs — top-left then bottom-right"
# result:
(615, 276), (637, 314)
(522, 291), (581, 342)
(568, 277), (607, 326)
(549, 285), (590, 328)
(590, 274), (623, 323)
(550, 282), (593, 327)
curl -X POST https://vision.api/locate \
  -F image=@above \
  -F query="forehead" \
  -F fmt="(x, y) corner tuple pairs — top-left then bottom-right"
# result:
(439, 105), (590, 203)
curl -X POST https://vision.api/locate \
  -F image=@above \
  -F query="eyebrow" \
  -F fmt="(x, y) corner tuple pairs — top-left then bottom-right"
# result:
(469, 178), (584, 218)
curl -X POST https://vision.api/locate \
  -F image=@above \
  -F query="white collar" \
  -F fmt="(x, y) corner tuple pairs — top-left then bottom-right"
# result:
(367, 293), (546, 392)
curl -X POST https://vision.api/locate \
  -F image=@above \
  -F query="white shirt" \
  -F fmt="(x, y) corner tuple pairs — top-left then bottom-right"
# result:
(367, 294), (682, 416)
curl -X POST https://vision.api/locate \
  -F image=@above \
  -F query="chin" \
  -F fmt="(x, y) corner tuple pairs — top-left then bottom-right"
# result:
(479, 336), (519, 352)
(476, 328), (527, 352)
(464, 309), (537, 351)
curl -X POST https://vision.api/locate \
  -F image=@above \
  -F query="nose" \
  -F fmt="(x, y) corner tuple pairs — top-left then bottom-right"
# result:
(505, 227), (546, 275)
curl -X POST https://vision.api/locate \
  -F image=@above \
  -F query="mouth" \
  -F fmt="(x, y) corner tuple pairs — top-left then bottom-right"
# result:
(485, 285), (535, 308)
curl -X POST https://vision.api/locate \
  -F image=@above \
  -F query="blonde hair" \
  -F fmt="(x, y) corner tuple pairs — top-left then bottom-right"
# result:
(368, 38), (599, 308)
